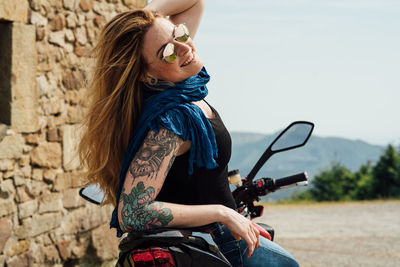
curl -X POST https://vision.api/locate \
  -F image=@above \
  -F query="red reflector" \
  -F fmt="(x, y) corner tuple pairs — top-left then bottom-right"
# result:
(133, 251), (153, 262)
(257, 181), (263, 188)
(131, 247), (175, 266)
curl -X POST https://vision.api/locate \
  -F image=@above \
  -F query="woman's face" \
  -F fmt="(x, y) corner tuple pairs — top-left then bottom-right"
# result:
(142, 18), (203, 83)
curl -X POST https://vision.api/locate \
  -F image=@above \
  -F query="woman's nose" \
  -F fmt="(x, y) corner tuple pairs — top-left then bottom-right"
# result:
(174, 41), (191, 57)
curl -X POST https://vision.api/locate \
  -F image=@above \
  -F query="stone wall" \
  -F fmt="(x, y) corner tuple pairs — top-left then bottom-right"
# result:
(0, 1), (146, 266)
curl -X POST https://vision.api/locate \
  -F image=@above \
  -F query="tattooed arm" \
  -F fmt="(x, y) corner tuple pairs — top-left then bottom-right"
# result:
(117, 127), (261, 256)
(118, 127), (182, 232)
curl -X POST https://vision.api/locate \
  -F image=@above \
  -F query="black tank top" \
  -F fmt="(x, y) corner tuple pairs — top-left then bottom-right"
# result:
(156, 103), (236, 210)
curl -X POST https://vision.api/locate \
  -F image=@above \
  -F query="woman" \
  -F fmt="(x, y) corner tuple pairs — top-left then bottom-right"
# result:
(79, 0), (299, 266)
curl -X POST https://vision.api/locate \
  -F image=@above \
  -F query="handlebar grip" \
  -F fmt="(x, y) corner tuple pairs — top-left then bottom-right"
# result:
(275, 172), (308, 188)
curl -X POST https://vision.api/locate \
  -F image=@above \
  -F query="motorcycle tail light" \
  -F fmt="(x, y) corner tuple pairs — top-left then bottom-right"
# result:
(130, 247), (175, 267)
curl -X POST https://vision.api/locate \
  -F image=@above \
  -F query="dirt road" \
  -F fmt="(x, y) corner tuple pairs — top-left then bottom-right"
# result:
(254, 201), (400, 267)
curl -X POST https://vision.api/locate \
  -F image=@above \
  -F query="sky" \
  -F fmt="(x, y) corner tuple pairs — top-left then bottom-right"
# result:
(194, 0), (400, 146)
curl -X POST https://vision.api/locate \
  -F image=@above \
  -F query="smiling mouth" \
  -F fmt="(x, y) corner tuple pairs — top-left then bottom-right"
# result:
(181, 53), (194, 67)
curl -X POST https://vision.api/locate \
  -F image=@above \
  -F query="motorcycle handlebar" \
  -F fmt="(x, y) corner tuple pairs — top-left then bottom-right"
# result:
(274, 172), (308, 188)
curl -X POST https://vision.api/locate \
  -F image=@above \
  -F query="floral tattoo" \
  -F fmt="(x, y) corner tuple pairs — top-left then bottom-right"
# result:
(129, 128), (180, 180)
(120, 182), (173, 232)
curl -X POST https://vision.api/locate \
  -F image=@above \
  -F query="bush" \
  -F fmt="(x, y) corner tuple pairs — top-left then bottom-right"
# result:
(290, 145), (400, 202)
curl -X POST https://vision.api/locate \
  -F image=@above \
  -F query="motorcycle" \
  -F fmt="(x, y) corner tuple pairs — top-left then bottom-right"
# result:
(80, 121), (314, 266)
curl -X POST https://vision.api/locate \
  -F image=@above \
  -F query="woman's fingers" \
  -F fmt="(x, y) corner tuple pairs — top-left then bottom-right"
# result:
(222, 209), (261, 257)
(244, 226), (259, 257)
(244, 234), (255, 257)
(253, 225), (260, 248)
(246, 224), (261, 257)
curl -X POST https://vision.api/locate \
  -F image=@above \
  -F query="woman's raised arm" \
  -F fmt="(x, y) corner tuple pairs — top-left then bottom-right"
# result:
(144, 0), (205, 39)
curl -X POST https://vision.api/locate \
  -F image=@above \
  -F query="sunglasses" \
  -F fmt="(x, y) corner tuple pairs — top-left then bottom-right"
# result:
(162, 24), (190, 63)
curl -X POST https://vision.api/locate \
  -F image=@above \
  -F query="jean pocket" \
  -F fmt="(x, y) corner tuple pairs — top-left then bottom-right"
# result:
(219, 240), (242, 267)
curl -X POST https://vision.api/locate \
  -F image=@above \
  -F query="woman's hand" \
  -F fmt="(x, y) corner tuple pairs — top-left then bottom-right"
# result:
(145, 0), (205, 39)
(218, 206), (260, 257)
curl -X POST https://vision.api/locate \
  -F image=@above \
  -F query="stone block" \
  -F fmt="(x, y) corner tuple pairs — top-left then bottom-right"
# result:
(47, 127), (62, 142)
(0, 159), (14, 171)
(6, 240), (30, 257)
(43, 169), (61, 184)
(55, 240), (71, 261)
(63, 0), (79, 11)
(49, 31), (66, 47)
(0, 23), (39, 133)
(31, 142), (62, 168)
(0, 198), (16, 217)
(0, 179), (15, 198)
(20, 165), (31, 177)
(36, 75), (49, 97)
(3, 171), (13, 179)
(15, 186), (31, 203)
(62, 204), (113, 234)
(62, 70), (84, 90)
(0, 0), (28, 22)
(44, 245), (61, 264)
(29, 241), (45, 265)
(25, 179), (45, 197)
(50, 14), (65, 31)
(18, 199), (38, 219)
(92, 223), (119, 260)
(32, 168), (43, 181)
(30, 11), (48, 26)
(66, 12), (78, 28)
(67, 105), (85, 123)
(53, 171), (85, 191)
(74, 44), (91, 57)
(80, 0), (94, 12)
(13, 166), (26, 185)
(0, 134), (25, 159)
(63, 124), (82, 171)
(94, 15), (102, 27)
(38, 193), (62, 214)
(18, 155), (30, 167)
(65, 90), (80, 104)
(62, 188), (85, 209)
(77, 14), (85, 26)
(36, 26), (46, 41)
(43, 97), (66, 115)
(0, 217), (12, 253)
(6, 251), (34, 267)
(15, 213), (62, 238)
(75, 26), (88, 45)
(65, 29), (75, 43)
(25, 134), (41, 145)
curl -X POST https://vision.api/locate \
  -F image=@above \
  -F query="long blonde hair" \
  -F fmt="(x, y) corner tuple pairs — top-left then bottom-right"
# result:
(79, 10), (161, 205)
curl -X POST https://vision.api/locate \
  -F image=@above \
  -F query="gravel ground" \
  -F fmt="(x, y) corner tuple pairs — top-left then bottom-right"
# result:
(254, 200), (400, 267)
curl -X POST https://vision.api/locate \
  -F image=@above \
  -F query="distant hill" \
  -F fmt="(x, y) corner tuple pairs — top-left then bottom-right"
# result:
(229, 131), (385, 200)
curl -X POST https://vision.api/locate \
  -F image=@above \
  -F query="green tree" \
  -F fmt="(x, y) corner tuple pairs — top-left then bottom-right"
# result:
(310, 162), (356, 201)
(372, 145), (400, 198)
(352, 162), (374, 199)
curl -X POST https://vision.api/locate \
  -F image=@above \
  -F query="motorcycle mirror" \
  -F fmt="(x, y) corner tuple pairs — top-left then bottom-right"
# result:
(270, 121), (314, 152)
(79, 184), (104, 205)
(246, 121), (314, 182)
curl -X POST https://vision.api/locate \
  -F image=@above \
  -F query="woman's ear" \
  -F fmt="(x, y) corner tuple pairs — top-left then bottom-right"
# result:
(142, 74), (158, 85)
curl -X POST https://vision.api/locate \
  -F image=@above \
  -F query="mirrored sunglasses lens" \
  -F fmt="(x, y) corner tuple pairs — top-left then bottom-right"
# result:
(162, 43), (176, 63)
(175, 24), (190, 42)
(163, 54), (176, 63)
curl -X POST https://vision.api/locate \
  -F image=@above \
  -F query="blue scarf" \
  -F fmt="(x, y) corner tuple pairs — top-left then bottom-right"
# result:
(110, 67), (218, 236)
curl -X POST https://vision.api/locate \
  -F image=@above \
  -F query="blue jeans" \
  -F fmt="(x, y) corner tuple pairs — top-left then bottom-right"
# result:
(209, 223), (299, 267)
